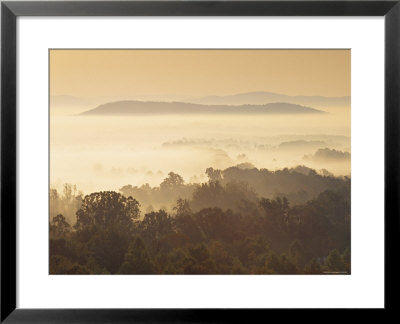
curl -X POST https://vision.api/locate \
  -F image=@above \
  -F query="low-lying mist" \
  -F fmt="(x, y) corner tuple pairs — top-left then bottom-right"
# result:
(50, 113), (350, 195)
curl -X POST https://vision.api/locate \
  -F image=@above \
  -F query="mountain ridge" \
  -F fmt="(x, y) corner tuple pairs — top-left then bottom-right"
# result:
(189, 91), (350, 108)
(80, 100), (327, 115)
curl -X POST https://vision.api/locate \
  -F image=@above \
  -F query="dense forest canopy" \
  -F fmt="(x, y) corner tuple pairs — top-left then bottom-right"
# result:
(50, 165), (350, 275)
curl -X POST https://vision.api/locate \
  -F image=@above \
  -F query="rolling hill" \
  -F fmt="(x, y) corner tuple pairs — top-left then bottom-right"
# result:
(189, 91), (350, 109)
(80, 100), (327, 115)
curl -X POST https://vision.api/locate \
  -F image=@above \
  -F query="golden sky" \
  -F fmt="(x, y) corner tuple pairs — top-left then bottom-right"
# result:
(50, 49), (350, 98)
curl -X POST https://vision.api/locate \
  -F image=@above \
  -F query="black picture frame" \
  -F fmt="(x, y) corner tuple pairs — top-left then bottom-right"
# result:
(1, 0), (399, 322)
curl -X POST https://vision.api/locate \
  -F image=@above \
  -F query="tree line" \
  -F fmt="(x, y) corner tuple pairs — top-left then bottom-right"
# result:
(50, 167), (350, 274)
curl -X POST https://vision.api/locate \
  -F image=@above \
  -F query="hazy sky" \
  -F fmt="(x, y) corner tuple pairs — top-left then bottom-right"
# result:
(50, 49), (350, 99)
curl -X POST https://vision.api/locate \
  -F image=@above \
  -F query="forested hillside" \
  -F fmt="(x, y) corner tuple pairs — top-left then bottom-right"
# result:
(50, 166), (350, 275)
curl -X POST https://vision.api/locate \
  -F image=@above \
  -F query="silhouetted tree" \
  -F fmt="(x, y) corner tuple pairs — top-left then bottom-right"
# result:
(140, 209), (174, 241)
(205, 167), (223, 182)
(160, 172), (185, 190)
(173, 198), (192, 216)
(74, 191), (140, 234)
(50, 214), (71, 238)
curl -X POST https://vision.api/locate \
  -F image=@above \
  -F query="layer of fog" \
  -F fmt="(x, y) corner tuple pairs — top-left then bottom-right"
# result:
(50, 112), (350, 195)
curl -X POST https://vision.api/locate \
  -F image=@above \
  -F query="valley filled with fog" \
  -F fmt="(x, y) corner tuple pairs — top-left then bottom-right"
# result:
(50, 108), (350, 196)
(49, 50), (352, 275)
(50, 98), (351, 275)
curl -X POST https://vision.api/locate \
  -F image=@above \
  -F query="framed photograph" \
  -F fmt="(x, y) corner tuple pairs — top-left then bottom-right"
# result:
(1, 0), (399, 321)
